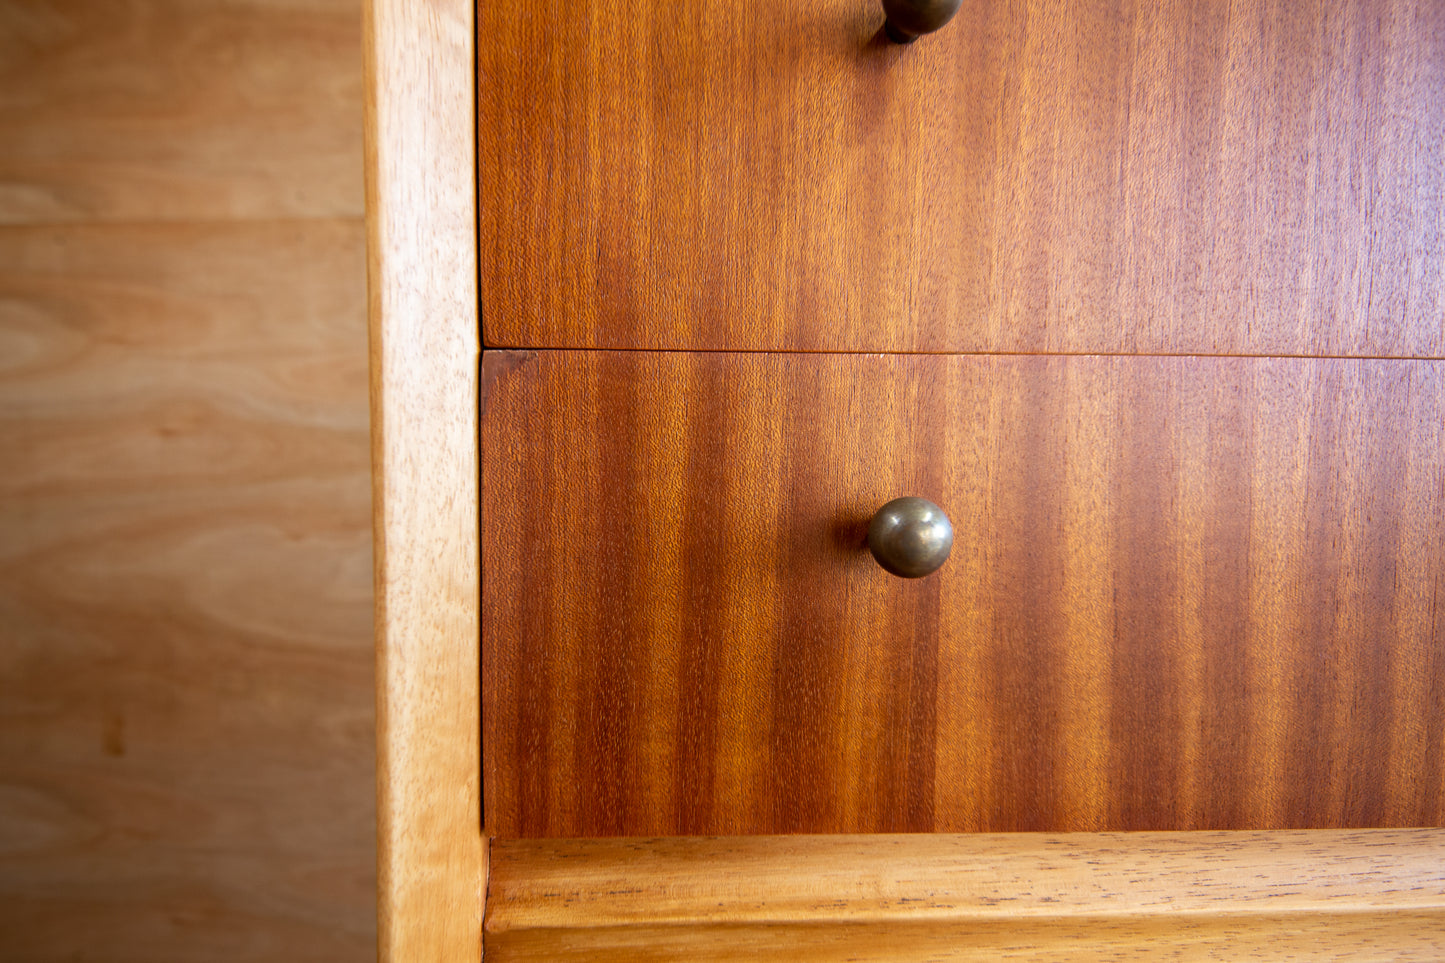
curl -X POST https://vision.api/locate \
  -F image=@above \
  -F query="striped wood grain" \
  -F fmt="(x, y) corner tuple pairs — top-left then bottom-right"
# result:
(482, 349), (1445, 838)
(478, 0), (1443, 354)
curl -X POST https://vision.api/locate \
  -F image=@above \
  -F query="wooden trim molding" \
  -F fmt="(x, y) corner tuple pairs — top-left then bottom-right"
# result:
(486, 831), (1445, 961)
(364, 0), (482, 960)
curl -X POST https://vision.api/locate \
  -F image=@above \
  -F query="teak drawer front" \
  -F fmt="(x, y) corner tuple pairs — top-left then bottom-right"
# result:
(481, 350), (1445, 838)
(477, 0), (1442, 354)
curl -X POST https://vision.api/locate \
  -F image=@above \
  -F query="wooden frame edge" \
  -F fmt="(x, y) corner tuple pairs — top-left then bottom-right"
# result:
(364, 0), (483, 959)
(486, 831), (1445, 959)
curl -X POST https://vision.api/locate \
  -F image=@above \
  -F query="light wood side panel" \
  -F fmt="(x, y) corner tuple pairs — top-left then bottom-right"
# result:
(0, 220), (374, 960)
(478, 0), (1444, 355)
(482, 350), (1445, 837)
(0, 0), (363, 224)
(484, 832), (1445, 961)
(365, 0), (483, 959)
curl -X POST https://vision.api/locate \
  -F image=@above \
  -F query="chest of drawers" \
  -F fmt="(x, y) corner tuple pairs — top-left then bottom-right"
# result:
(368, 0), (1445, 957)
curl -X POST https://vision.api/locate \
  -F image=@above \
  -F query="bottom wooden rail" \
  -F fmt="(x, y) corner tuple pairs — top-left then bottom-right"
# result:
(485, 831), (1445, 961)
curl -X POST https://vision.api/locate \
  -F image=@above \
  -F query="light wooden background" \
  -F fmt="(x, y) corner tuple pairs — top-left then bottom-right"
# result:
(0, 0), (375, 959)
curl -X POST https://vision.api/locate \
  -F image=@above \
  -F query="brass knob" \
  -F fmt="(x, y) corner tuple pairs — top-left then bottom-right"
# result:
(867, 496), (953, 578)
(881, 0), (962, 43)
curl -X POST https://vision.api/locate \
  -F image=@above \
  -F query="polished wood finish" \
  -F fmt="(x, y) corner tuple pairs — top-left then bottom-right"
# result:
(483, 349), (1445, 837)
(473, 0), (1445, 949)
(490, 831), (1445, 930)
(478, 0), (1444, 354)
(365, 0), (485, 959)
(491, 914), (1445, 962)
(0, 0), (374, 958)
(485, 832), (1445, 961)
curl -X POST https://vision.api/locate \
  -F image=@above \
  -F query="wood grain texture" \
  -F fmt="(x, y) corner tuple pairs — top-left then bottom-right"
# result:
(484, 832), (1445, 961)
(0, 0), (375, 957)
(0, 220), (374, 959)
(478, 0), (1444, 354)
(489, 915), (1445, 963)
(482, 349), (1445, 837)
(0, 0), (363, 224)
(365, 0), (483, 959)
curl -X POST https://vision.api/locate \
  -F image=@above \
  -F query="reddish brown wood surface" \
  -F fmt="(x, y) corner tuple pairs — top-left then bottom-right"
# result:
(482, 350), (1445, 837)
(477, 0), (1443, 354)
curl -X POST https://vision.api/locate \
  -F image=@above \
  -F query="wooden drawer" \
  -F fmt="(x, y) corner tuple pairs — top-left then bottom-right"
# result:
(478, 0), (1442, 355)
(482, 349), (1445, 838)
(370, 0), (1445, 956)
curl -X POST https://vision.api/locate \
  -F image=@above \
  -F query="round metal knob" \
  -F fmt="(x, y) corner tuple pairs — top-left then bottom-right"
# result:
(881, 0), (962, 43)
(867, 496), (953, 578)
